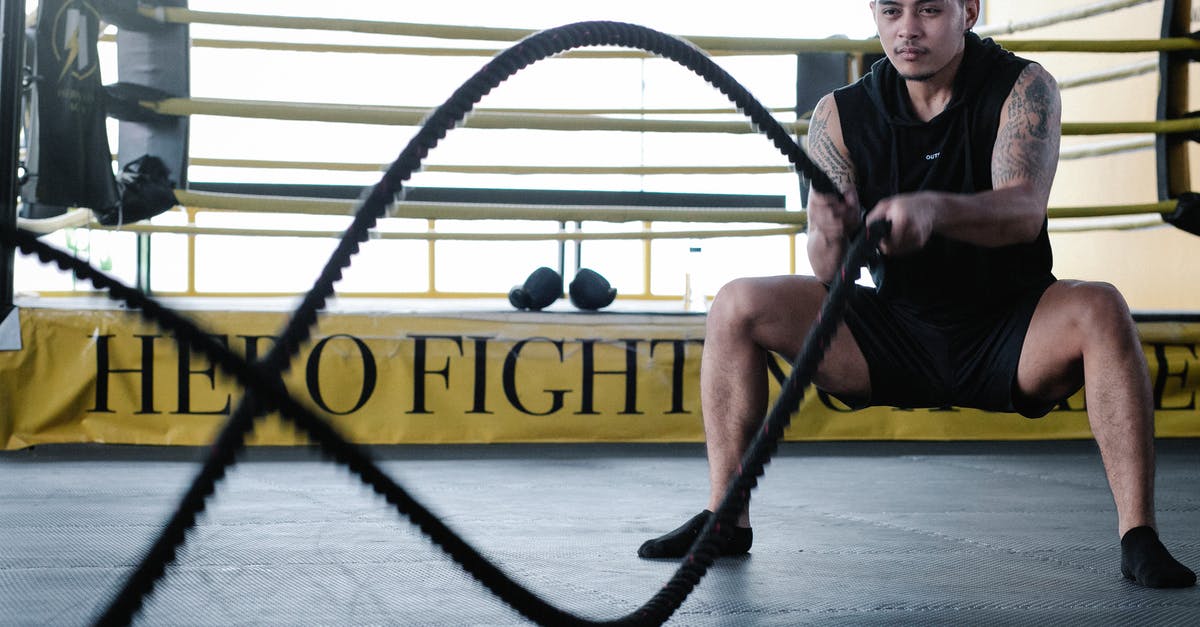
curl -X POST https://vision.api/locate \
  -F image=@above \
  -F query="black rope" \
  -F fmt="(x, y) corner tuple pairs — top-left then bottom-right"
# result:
(0, 20), (889, 626)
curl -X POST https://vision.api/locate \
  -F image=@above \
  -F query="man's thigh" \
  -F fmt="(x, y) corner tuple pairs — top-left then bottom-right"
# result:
(725, 275), (871, 400)
(1014, 280), (1100, 411)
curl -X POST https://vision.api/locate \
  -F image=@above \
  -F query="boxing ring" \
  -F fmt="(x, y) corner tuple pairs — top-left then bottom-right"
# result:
(3, 1), (1200, 625)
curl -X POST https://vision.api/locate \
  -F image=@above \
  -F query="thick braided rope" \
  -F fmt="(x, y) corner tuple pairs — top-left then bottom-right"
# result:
(0, 20), (880, 626)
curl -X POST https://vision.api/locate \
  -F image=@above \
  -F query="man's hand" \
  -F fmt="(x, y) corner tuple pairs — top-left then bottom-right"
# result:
(866, 191), (938, 256)
(807, 185), (862, 282)
(808, 185), (862, 247)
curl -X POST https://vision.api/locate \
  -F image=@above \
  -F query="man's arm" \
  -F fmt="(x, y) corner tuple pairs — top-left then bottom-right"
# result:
(866, 64), (1062, 255)
(805, 93), (862, 282)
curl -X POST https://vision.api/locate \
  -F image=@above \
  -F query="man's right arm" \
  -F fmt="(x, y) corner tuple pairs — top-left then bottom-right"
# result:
(804, 94), (861, 283)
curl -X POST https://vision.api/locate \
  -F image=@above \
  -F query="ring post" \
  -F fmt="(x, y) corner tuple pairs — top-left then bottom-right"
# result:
(0, 0), (27, 329)
(1156, 0), (1193, 200)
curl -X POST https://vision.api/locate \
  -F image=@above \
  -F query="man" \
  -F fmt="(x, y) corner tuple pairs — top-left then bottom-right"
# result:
(638, 0), (1195, 588)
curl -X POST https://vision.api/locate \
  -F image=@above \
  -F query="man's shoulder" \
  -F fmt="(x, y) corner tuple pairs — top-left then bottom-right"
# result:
(1012, 62), (1058, 90)
(954, 39), (1035, 115)
(831, 73), (871, 107)
(969, 35), (1036, 92)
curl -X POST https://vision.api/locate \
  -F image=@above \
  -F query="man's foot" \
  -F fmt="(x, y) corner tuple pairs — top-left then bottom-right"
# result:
(1121, 526), (1196, 588)
(637, 510), (752, 559)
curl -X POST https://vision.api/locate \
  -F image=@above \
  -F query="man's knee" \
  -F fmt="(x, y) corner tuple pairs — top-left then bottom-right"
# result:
(1019, 281), (1138, 401)
(708, 276), (822, 328)
(707, 276), (826, 349)
(1066, 281), (1135, 335)
(708, 277), (776, 328)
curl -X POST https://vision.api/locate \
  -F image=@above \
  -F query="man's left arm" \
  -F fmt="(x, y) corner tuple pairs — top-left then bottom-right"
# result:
(866, 64), (1062, 255)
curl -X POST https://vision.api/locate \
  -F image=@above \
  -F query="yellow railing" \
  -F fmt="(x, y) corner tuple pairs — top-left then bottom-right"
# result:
(24, 194), (1170, 301)
(59, 192), (804, 300)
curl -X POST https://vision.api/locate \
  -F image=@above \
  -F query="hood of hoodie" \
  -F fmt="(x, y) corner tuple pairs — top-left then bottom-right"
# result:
(863, 31), (1009, 128)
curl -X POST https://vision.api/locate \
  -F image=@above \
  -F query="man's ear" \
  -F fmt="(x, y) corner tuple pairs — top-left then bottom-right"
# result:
(964, 0), (981, 31)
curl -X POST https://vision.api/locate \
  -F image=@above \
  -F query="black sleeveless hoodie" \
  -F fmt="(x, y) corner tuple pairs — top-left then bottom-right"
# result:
(834, 32), (1054, 320)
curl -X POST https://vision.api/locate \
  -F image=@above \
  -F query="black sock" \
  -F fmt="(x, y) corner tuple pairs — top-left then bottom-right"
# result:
(1121, 526), (1196, 588)
(637, 510), (752, 559)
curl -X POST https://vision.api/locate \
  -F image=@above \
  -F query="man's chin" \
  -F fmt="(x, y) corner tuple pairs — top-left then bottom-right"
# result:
(899, 70), (935, 82)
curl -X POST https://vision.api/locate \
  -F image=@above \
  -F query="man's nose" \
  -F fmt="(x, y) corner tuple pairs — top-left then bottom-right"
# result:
(895, 14), (922, 40)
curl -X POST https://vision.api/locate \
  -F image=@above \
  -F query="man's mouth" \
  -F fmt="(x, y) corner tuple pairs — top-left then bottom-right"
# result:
(896, 46), (926, 60)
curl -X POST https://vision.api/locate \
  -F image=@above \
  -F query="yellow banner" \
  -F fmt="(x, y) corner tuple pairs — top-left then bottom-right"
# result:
(2, 307), (1198, 449)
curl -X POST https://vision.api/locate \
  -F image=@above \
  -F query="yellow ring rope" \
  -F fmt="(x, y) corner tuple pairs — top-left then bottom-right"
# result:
(171, 190), (1175, 222)
(30, 209), (1165, 239)
(136, 6), (1200, 54)
(1047, 200), (1175, 219)
(129, 36), (788, 59)
(99, 219), (1175, 238)
(146, 98), (771, 133)
(147, 97), (1200, 137)
(26, 199), (1173, 238)
(105, 36), (1175, 61)
(138, 7), (536, 41)
(1062, 119), (1200, 135)
(187, 159), (796, 175)
(188, 135), (1152, 174)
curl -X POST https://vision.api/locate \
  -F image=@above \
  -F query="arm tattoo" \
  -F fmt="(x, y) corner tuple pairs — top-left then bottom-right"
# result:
(993, 66), (1060, 192)
(806, 98), (856, 191)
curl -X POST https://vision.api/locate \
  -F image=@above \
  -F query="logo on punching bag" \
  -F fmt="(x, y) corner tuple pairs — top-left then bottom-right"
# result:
(51, 1), (100, 83)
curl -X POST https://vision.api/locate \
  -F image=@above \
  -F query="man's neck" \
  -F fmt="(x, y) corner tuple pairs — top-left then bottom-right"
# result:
(903, 50), (966, 122)
(905, 81), (953, 122)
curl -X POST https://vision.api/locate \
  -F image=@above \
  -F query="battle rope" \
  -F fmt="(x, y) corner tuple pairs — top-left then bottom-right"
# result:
(0, 21), (888, 626)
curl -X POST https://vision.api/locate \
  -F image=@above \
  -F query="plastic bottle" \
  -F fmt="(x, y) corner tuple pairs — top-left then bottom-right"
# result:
(683, 240), (706, 312)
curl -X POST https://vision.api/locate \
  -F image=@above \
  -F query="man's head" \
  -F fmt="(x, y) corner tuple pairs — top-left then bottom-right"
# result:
(870, 0), (980, 83)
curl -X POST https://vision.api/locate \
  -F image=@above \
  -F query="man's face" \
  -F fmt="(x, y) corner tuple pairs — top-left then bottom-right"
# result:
(870, 0), (979, 82)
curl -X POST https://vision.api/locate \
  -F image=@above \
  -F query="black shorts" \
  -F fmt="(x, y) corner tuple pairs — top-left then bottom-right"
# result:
(837, 283), (1060, 418)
